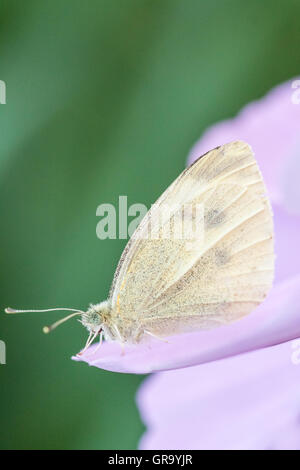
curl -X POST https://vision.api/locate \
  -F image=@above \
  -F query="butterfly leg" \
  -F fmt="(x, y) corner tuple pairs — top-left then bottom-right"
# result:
(87, 329), (104, 357)
(113, 323), (126, 356)
(144, 329), (170, 344)
(77, 329), (99, 356)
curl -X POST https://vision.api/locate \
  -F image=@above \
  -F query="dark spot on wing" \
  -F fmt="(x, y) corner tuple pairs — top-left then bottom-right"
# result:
(205, 209), (225, 227)
(215, 248), (230, 266)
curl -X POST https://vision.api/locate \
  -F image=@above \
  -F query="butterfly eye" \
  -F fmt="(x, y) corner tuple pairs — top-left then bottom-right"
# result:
(89, 312), (102, 325)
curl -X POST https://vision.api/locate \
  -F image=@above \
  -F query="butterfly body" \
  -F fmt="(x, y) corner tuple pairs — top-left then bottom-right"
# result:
(103, 141), (274, 345)
(6, 141), (274, 352)
(81, 301), (145, 344)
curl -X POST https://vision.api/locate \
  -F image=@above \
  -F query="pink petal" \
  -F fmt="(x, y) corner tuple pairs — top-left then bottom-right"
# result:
(283, 149), (300, 215)
(188, 79), (300, 213)
(73, 274), (300, 374)
(138, 338), (300, 449)
(73, 80), (300, 375)
(273, 203), (300, 283)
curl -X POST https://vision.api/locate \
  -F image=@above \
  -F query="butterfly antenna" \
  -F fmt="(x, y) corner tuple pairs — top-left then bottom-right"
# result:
(4, 307), (85, 334)
(43, 312), (82, 334)
(5, 307), (85, 314)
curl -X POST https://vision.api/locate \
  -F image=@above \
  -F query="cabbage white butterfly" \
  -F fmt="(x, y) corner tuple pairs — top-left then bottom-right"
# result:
(5, 141), (274, 354)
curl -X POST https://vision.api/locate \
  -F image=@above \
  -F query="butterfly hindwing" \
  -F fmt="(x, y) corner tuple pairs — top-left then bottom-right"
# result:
(109, 141), (274, 338)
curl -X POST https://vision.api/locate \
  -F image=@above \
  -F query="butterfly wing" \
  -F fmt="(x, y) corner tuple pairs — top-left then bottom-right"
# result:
(109, 141), (274, 338)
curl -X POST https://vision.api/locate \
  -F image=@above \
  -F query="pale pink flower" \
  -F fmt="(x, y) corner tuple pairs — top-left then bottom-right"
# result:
(75, 80), (300, 386)
(137, 79), (300, 449)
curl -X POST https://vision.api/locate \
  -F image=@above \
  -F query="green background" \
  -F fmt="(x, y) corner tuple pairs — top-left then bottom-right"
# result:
(0, 0), (299, 450)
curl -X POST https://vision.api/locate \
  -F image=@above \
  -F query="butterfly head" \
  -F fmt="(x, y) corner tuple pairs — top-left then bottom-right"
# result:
(80, 301), (111, 334)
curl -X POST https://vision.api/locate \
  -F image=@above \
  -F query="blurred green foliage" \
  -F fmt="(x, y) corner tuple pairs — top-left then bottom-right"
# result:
(0, 0), (299, 450)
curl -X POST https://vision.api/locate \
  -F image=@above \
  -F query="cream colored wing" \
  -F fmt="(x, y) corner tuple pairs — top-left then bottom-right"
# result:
(109, 141), (274, 337)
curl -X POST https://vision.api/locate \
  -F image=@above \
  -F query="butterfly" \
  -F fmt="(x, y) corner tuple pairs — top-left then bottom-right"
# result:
(5, 141), (274, 354)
